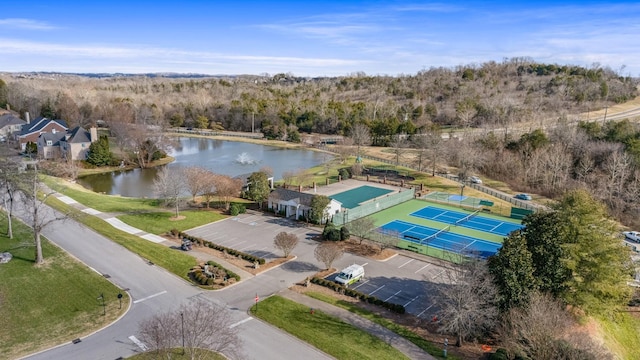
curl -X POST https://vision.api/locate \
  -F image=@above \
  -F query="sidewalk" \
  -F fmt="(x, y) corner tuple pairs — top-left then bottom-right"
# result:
(52, 191), (437, 359)
(279, 289), (437, 360)
(53, 193), (254, 280)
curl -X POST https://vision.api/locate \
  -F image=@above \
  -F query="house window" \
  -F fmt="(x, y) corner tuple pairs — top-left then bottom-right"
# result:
(46, 140), (52, 146)
(82, 143), (85, 148)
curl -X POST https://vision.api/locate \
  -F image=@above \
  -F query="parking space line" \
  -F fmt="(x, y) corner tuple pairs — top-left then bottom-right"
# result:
(352, 280), (369, 289)
(238, 215), (259, 223)
(404, 295), (420, 307)
(238, 244), (255, 251)
(369, 285), (385, 295)
(417, 304), (434, 317)
(415, 264), (431, 273)
(361, 262), (368, 267)
(398, 259), (414, 268)
(227, 240), (246, 248)
(385, 290), (402, 302)
(432, 269), (446, 280)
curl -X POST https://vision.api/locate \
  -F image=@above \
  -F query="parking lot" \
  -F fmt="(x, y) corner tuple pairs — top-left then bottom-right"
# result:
(185, 212), (452, 319)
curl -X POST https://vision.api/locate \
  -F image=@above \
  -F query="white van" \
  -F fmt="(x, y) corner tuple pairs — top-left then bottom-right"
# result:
(335, 264), (365, 287)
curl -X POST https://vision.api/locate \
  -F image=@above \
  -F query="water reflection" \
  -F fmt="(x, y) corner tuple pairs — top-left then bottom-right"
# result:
(76, 137), (331, 198)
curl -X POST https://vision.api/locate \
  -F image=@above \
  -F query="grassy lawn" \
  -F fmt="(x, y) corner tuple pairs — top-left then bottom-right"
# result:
(305, 292), (457, 360)
(46, 196), (198, 280)
(596, 313), (640, 360)
(0, 217), (129, 360)
(117, 210), (226, 235)
(251, 295), (409, 360)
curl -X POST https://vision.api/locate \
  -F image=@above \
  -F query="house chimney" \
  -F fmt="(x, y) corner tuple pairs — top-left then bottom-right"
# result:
(90, 127), (98, 142)
(25, 112), (30, 124)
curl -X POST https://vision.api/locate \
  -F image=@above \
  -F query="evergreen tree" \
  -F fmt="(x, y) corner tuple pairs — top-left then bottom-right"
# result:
(246, 171), (270, 209)
(555, 189), (633, 313)
(310, 195), (330, 224)
(488, 231), (537, 312)
(521, 211), (571, 297)
(86, 135), (113, 166)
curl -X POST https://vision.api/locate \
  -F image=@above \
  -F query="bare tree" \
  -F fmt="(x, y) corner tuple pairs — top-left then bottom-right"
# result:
(350, 123), (371, 158)
(183, 166), (208, 203)
(199, 171), (218, 209)
(499, 292), (612, 360)
(373, 229), (400, 254)
(153, 166), (186, 218)
(273, 232), (299, 257)
(138, 298), (242, 359)
(281, 170), (296, 189)
(314, 242), (344, 270)
(433, 256), (498, 347)
(19, 164), (70, 264)
(212, 174), (243, 211)
(0, 158), (24, 239)
(346, 217), (376, 245)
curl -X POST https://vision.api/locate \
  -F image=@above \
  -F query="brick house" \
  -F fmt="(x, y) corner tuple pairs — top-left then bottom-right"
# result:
(18, 117), (68, 151)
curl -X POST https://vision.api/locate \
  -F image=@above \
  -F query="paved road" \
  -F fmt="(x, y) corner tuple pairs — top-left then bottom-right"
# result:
(16, 193), (440, 359)
(15, 199), (333, 360)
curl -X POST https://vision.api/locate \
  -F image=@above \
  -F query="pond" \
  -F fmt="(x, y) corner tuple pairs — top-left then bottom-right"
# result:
(76, 137), (332, 198)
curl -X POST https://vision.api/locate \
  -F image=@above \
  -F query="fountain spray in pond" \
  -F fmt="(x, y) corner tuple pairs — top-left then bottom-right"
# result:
(236, 152), (259, 165)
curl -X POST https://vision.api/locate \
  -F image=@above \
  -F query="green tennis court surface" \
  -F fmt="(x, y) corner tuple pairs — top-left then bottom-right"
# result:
(330, 186), (394, 209)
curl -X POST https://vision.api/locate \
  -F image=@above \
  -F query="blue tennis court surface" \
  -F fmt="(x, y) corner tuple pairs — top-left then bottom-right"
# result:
(379, 220), (500, 258)
(330, 186), (393, 209)
(410, 206), (524, 236)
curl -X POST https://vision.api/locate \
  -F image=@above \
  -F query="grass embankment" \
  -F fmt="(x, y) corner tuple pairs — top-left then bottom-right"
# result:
(0, 217), (129, 360)
(596, 313), (640, 360)
(46, 196), (197, 280)
(305, 291), (457, 360)
(117, 210), (226, 235)
(251, 295), (409, 360)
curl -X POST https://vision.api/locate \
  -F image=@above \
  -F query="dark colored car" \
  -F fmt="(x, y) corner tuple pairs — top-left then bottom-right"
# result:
(514, 193), (532, 201)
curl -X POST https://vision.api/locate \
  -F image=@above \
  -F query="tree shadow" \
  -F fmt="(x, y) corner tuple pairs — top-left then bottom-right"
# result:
(281, 260), (320, 273)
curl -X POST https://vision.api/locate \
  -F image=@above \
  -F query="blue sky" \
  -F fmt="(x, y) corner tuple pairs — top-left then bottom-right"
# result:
(1, 1), (639, 77)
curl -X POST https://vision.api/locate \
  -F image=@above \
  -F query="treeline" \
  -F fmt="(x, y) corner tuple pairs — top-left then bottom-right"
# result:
(0, 57), (636, 146)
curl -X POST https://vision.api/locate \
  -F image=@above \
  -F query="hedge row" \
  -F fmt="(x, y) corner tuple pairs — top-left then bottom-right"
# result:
(206, 260), (241, 281)
(179, 231), (266, 265)
(311, 277), (405, 314)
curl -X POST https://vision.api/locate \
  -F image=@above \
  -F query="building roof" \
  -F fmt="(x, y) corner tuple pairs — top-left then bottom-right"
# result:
(270, 188), (315, 205)
(0, 113), (26, 128)
(66, 126), (91, 143)
(38, 131), (66, 146)
(20, 117), (68, 136)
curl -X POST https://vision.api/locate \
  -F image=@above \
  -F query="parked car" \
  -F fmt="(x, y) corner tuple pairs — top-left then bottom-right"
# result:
(470, 176), (482, 184)
(514, 193), (532, 201)
(623, 231), (640, 243)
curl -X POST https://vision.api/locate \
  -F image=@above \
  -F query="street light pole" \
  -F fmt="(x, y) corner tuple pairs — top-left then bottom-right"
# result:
(181, 312), (185, 355)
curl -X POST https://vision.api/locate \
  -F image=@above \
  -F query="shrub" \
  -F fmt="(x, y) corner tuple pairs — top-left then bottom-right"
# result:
(339, 168), (350, 179)
(488, 349), (509, 360)
(229, 203), (246, 216)
(170, 228), (180, 238)
(340, 226), (350, 241)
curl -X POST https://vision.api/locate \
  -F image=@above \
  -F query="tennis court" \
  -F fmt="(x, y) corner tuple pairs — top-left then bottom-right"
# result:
(379, 220), (500, 259)
(330, 185), (394, 209)
(410, 206), (523, 236)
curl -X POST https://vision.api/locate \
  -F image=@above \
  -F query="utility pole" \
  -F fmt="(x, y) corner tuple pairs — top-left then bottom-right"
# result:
(181, 312), (185, 354)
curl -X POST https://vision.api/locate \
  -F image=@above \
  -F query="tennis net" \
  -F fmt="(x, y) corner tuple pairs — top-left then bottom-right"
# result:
(422, 225), (450, 244)
(455, 209), (481, 225)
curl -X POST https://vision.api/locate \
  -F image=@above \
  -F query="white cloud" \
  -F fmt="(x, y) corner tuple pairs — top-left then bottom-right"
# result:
(0, 18), (58, 30)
